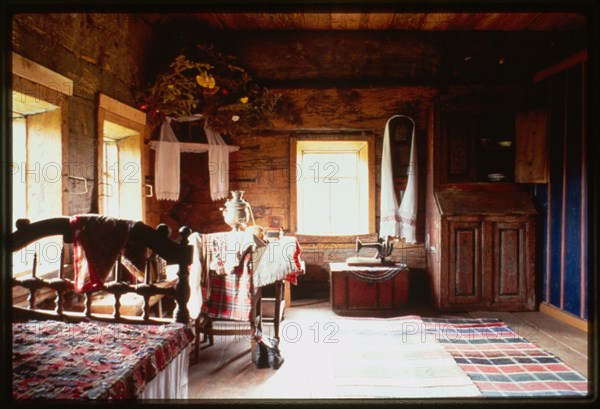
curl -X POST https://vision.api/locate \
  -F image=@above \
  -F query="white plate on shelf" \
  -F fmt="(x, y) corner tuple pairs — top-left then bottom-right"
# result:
(487, 173), (506, 182)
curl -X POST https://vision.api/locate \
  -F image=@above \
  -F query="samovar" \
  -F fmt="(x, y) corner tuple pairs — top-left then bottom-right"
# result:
(220, 190), (251, 231)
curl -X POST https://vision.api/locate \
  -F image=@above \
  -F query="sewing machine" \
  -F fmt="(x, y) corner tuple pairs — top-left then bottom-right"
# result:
(346, 237), (396, 266)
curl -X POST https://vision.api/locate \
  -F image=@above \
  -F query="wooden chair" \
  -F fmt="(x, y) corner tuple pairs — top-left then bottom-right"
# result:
(193, 244), (285, 365)
(196, 281), (285, 346)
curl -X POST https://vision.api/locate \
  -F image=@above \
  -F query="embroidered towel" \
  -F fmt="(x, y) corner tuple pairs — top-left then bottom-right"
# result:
(155, 119), (180, 201)
(379, 116), (401, 238)
(398, 120), (418, 243)
(208, 231), (255, 274)
(205, 125), (230, 201)
(252, 236), (303, 287)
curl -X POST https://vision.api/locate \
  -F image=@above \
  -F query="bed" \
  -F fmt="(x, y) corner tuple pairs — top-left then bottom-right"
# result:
(10, 215), (195, 400)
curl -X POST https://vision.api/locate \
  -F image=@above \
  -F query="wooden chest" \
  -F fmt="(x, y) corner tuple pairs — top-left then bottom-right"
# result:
(328, 262), (409, 313)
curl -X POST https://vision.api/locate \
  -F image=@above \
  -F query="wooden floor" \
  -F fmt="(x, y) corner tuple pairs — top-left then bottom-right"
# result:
(187, 299), (589, 399)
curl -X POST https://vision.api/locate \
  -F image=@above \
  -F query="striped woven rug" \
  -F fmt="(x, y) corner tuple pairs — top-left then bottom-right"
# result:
(422, 318), (589, 397)
(332, 316), (482, 398)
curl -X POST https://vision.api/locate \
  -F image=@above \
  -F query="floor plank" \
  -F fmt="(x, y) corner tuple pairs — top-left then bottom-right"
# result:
(187, 299), (589, 398)
(468, 311), (588, 377)
(515, 311), (588, 356)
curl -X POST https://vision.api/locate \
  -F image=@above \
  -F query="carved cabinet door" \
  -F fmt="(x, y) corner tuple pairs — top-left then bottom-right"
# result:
(488, 217), (535, 308)
(445, 216), (535, 310)
(447, 218), (484, 306)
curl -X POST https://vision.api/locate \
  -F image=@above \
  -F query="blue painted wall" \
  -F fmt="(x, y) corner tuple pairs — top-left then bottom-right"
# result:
(533, 57), (588, 320)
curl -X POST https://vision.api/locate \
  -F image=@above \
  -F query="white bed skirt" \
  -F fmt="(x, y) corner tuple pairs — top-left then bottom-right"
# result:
(139, 346), (189, 399)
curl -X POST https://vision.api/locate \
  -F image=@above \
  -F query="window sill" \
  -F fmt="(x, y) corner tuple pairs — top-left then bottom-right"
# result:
(12, 263), (74, 280)
(294, 233), (377, 245)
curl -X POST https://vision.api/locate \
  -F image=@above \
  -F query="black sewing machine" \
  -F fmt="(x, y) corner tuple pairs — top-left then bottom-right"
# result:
(346, 236), (396, 266)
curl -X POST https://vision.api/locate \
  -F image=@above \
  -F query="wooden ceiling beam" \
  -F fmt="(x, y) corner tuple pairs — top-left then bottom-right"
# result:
(144, 12), (585, 31)
(389, 13), (427, 30)
(525, 12), (587, 30)
(145, 19), (587, 88)
(359, 12), (395, 30)
(331, 13), (362, 30)
(420, 13), (454, 30)
(302, 13), (333, 30)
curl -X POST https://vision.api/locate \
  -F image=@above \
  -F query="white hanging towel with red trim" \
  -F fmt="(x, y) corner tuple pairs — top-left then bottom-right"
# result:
(205, 124), (231, 201)
(398, 118), (418, 243)
(379, 116), (401, 238)
(379, 115), (418, 243)
(154, 118), (181, 201)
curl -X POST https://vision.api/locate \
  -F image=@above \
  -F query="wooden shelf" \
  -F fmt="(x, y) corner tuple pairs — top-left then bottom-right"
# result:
(440, 111), (516, 185)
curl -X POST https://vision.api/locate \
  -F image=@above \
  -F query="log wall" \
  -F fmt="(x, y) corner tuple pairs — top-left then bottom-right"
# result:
(12, 13), (153, 216)
(12, 15), (563, 300)
(151, 83), (538, 297)
(150, 86), (436, 297)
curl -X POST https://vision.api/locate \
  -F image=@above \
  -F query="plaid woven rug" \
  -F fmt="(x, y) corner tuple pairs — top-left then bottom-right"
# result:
(332, 316), (482, 398)
(422, 318), (589, 397)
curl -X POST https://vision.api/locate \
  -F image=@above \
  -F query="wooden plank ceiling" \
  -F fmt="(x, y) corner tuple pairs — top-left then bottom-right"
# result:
(145, 12), (585, 31)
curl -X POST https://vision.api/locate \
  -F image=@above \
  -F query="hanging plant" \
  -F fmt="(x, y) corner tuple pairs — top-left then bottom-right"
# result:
(137, 44), (280, 135)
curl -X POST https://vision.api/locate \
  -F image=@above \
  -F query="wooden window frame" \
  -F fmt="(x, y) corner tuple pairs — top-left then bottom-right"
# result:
(289, 133), (376, 242)
(97, 94), (147, 222)
(11, 54), (72, 277)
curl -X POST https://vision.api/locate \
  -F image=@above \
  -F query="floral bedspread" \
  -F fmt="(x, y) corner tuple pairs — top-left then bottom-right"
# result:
(13, 320), (194, 400)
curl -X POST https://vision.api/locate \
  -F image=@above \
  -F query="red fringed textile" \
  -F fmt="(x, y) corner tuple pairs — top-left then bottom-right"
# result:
(70, 215), (146, 292)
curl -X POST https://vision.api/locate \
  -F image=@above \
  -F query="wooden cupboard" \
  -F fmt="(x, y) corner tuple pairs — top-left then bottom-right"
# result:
(425, 100), (539, 311)
(515, 108), (549, 183)
(428, 190), (536, 311)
